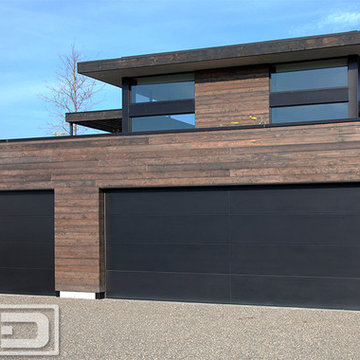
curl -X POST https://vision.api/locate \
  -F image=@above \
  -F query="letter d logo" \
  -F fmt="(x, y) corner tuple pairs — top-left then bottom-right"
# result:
(1, 312), (49, 349)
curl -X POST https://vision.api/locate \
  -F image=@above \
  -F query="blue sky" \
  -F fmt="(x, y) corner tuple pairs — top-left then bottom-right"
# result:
(1, 0), (360, 139)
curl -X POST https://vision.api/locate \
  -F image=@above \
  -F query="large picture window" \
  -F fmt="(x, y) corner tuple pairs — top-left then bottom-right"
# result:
(270, 58), (350, 124)
(271, 59), (348, 92)
(131, 74), (194, 103)
(271, 103), (348, 124)
(131, 114), (195, 132)
(122, 73), (195, 133)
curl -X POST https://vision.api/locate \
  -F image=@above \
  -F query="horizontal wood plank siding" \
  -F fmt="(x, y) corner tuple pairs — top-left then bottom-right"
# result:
(195, 66), (270, 128)
(55, 187), (103, 292)
(1, 122), (360, 292)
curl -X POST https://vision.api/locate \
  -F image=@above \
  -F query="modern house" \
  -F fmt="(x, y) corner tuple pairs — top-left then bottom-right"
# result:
(1, 31), (360, 308)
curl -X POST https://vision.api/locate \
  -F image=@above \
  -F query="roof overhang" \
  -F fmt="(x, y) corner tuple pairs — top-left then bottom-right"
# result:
(66, 109), (122, 133)
(78, 31), (360, 87)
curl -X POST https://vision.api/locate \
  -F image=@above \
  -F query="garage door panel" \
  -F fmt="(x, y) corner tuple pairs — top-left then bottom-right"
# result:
(0, 192), (53, 216)
(0, 268), (54, 296)
(0, 241), (53, 269)
(107, 214), (229, 245)
(107, 188), (228, 216)
(231, 244), (360, 277)
(0, 191), (54, 296)
(0, 216), (54, 243)
(343, 215), (360, 241)
(323, 186), (360, 211)
(106, 185), (360, 307)
(230, 214), (345, 245)
(231, 275), (360, 308)
(229, 186), (359, 214)
(107, 271), (230, 302)
(230, 188), (325, 214)
(107, 244), (229, 274)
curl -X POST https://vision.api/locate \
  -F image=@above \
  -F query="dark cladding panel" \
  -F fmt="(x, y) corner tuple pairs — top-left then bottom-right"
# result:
(106, 185), (360, 308)
(107, 271), (230, 303)
(0, 191), (55, 296)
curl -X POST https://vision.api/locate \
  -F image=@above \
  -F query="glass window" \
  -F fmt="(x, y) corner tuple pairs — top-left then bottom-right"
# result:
(131, 74), (194, 103)
(271, 103), (348, 123)
(131, 113), (195, 132)
(271, 59), (348, 92)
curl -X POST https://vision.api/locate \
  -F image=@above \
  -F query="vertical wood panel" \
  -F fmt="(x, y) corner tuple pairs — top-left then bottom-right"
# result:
(195, 65), (270, 128)
(55, 187), (102, 292)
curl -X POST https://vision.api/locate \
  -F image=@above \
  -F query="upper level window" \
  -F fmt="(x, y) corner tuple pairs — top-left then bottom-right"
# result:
(131, 74), (194, 103)
(271, 103), (348, 123)
(126, 73), (195, 132)
(270, 58), (349, 124)
(132, 114), (195, 132)
(271, 59), (348, 92)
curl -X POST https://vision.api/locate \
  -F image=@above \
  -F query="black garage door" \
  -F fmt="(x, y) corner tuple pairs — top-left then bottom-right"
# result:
(106, 184), (360, 309)
(0, 191), (55, 295)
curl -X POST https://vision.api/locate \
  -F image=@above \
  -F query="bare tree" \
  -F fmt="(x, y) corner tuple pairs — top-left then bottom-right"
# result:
(41, 44), (101, 135)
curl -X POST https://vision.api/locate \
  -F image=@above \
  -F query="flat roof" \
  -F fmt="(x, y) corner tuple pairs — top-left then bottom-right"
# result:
(78, 31), (360, 87)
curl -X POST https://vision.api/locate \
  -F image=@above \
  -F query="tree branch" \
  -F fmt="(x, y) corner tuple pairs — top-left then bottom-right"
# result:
(40, 43), (105, 135)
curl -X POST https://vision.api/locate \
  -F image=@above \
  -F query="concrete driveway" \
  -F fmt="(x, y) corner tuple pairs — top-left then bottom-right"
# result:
(0, 294), (359, 359)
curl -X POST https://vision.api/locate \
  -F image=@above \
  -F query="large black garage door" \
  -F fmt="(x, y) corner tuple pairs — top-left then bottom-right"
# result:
(0, 191), (55, 295)
(106, 184), (360, 308)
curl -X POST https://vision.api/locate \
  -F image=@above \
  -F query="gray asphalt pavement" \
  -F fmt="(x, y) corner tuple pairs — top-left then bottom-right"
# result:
(0, 294), (359, 359)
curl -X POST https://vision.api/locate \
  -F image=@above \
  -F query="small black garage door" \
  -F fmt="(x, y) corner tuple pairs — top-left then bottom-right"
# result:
(0, 191), (55, 295)
(106, 184), (360, 309)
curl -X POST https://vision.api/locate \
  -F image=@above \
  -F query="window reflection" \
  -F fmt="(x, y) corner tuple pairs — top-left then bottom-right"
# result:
(271, 59), (348, 92)
(271, 103), (348, 123)
(131, 74), (194, 103)
(131, 114), (195, 132)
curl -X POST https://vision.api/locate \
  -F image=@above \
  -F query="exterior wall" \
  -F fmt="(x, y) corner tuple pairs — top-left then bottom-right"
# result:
(54, 187), (104, 292)
(195, 65), (270, 128)
(1, 121), (360, 292)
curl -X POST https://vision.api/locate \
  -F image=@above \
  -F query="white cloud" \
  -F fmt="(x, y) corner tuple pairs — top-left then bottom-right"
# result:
(320, 11), (360, 27)
(290, 10), (360, 36)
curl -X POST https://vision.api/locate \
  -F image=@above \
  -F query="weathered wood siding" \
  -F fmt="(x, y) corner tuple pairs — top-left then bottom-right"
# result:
(1, 121), (360, 292)
(195, 66), (270, 128)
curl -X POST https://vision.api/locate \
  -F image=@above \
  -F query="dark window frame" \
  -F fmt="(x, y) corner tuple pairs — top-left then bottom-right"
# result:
(270, 56), (359, 124)
(122, 73), (195, 133)
(129, 99), (194, 117)
(270, 88), (349, 107)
